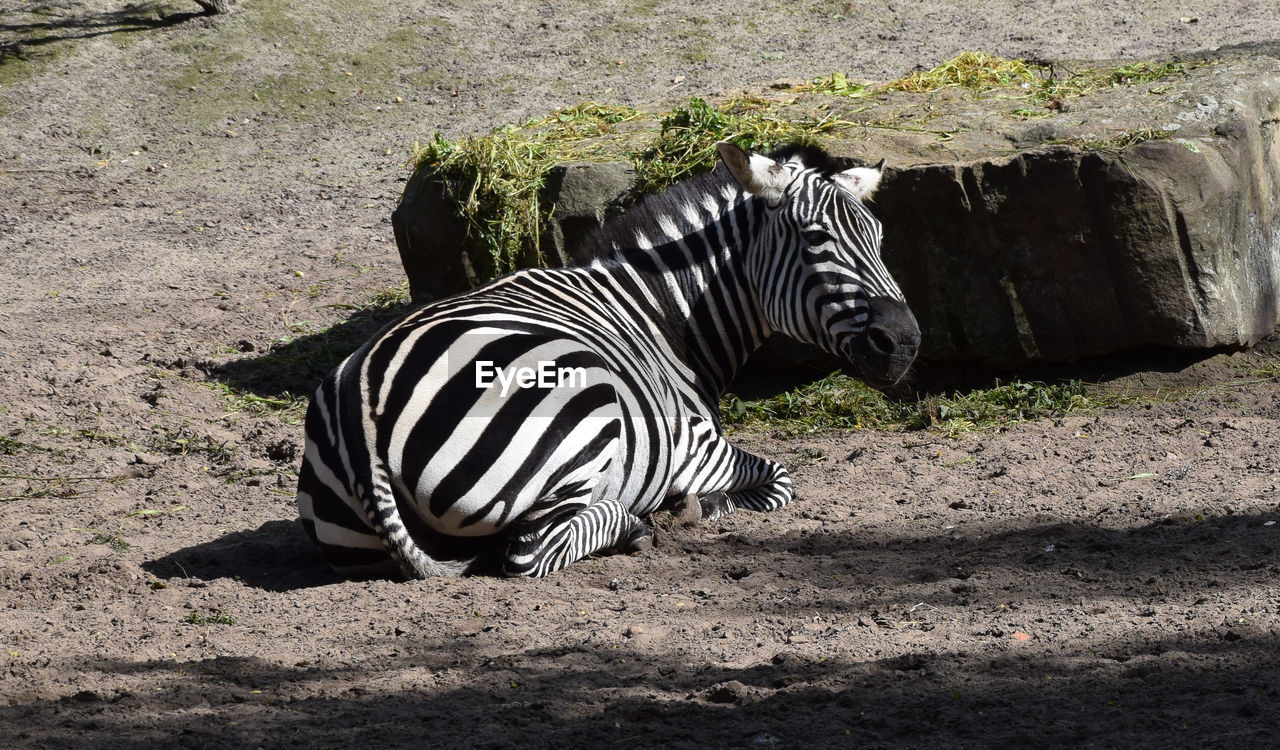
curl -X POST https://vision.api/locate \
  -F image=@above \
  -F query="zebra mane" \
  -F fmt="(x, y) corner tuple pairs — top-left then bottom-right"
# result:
(577, 142), (846, 263)
(578, 166), (736, 262)
(765, 142), (849, 177)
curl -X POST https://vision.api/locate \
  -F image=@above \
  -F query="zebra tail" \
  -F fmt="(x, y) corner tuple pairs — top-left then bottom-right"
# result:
(360, 456), (469, 579)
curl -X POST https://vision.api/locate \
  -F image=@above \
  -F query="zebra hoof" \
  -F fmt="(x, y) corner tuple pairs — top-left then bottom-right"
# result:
(699, 491), (732, 522)
(620, 522), (654, 554)
(627, 534), (654, 554)
(675, 493), (703, 526)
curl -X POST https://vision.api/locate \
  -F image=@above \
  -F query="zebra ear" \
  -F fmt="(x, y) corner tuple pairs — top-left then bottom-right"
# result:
(834, 158), (886, 200)
(716, 142), (788, 205)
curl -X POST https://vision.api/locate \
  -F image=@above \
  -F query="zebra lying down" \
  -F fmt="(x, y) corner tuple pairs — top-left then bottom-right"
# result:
(296, 142), (920, 578)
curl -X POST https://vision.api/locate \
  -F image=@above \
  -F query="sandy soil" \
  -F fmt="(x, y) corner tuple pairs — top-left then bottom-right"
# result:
(2, 1), (1280, 747)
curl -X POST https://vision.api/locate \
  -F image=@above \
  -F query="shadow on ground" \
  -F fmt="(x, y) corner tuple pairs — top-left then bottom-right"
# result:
(150, 507), (1280, 607)
(717, 509), (1279, 574)
(2, 629), (1276, 748)
(0, 2), (203, 64)
(209, 299), (415, 398)
(662, 510), (1280, 609)
(145, 519), (343, 591)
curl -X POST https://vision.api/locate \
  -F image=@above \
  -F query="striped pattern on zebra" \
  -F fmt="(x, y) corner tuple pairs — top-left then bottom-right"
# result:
(296, 141), (920, 578)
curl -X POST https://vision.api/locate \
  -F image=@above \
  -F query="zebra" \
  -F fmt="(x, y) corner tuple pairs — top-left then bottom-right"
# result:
(296, 141), (920, 579)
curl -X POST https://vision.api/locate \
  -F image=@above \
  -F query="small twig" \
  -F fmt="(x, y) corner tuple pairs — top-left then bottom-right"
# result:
(849, 121), (963, 138)
(3, 488), (88, 502)
(0, 472), (112, 482)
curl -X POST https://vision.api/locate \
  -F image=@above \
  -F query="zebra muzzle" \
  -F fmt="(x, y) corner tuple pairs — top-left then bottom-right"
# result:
(847, 297), (920, 387)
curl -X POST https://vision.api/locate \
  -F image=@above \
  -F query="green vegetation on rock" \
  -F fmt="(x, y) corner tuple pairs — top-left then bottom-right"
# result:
(810, 52), (1198, 106)
(412, 96), (841, 277)
(632, 96), (827, 192)
(881, 51), (1040, 93)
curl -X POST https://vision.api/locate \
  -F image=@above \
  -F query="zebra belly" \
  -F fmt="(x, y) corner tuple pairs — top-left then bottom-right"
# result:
(395, 412), (624, 537)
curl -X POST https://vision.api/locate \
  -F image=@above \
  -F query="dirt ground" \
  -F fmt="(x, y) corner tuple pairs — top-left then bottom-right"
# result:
(3, 1), (1280, 747)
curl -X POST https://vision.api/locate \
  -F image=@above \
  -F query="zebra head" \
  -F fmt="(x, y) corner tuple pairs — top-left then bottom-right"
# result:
(718, 142), (920, 387)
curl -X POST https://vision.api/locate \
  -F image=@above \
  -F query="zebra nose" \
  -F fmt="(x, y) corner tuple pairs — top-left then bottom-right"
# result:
(866, 325), (898, 358)
(852, 297), (920, 386)
(865, 297), (920, 360)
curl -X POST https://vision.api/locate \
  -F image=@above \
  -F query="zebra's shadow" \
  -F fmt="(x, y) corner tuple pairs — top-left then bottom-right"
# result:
(210, 297), (418, 401)
(144, 520), (343, 592)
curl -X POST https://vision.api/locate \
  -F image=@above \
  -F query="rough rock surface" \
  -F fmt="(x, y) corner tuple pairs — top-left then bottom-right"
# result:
(397, 49), (1280, 368)
(873, 52), (1280, 366)
(540, 161), (637, 266)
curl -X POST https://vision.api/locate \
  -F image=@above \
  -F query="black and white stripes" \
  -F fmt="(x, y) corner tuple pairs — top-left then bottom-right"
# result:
(296, 142), (920, 578)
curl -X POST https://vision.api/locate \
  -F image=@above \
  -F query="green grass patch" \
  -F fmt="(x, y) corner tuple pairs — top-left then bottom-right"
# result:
(82, 529), (131, 552)
(0, 468), (104, 502)
(148, 427), (237, 464)
(721, 374), (1141, 437)
(0, 434), (39, 455)
(211, 383), (310, 425)
(1244, 359), (1280, 380)
(0, 427), (79, 457)
(1233, 349), (1280, 380)
(183, 609), (237, 626)
(1, 482), (86, 503)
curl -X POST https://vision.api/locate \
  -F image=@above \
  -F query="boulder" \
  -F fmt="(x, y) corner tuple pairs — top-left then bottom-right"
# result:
(873, 78), (1280, 365)
(391, 160), (635, 300)
(392, 168), (482, 301)
(393, 49), (1280, 368)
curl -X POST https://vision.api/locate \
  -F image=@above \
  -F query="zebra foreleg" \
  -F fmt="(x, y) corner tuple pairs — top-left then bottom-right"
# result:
(687, 441), (794, 523)
(501, 499), (652, 578)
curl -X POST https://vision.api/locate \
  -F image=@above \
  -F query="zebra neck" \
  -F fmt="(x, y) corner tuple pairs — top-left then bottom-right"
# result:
(610, 198), (771, 401)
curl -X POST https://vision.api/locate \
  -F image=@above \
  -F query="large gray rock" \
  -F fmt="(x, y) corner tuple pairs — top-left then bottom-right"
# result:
(880, 137), (1280, 366)
(391, 160), (635, 300)
(392, 169), (483, 301)
(394, 49), (1280, 368)
(872, 78), (1280, 365)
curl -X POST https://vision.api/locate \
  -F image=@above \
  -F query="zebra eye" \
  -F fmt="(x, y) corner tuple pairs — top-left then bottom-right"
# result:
(802, 230), (834, 246)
